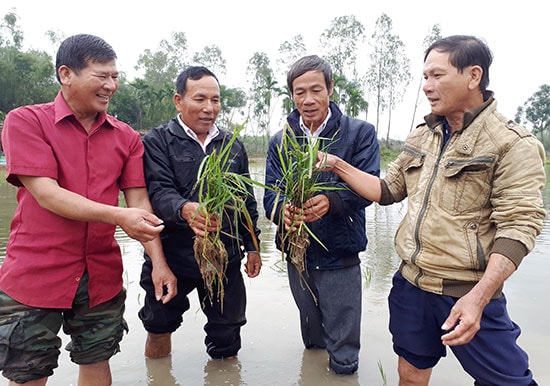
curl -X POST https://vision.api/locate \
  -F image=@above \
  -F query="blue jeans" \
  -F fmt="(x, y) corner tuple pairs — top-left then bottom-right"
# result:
(389, 271), (538, 386)
(287, 261), (362, 374)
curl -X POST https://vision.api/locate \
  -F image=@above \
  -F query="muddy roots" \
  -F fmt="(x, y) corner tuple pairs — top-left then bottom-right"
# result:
(193, 235), (228, 308)
(288, 229), (310, 274)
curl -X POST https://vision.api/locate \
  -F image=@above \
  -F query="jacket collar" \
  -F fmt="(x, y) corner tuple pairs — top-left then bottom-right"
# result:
(424, 91), (495, 132)
(287, 101), (343, 135)
(167, 117), (226, 142)
(425, 92), (498, 157)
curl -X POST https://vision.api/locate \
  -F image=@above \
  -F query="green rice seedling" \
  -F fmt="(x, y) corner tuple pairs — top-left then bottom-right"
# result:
(193, 124), (261, 309)
(269, 124), (343, 283)
(377, 359), (388, 385)
(363, 265), (372, 286)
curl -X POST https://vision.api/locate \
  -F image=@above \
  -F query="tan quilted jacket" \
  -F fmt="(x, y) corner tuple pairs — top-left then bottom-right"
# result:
(381, 96), (546, 298)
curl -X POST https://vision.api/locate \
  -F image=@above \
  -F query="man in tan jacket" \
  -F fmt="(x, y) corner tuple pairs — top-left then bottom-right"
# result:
(319, 35), (544, 386)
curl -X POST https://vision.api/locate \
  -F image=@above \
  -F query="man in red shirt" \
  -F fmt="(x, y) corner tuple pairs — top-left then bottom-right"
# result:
(0, 34), (177, 386)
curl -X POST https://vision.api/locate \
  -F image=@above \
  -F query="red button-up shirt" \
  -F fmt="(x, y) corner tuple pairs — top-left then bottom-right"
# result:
(0, 92), (146, 308)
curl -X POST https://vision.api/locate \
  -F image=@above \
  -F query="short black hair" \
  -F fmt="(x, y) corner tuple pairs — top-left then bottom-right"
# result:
(55, 34), (117, 83)
(286, 55), (333, 94)
(175, 66), (219, 96)
(425, 35), (493, 91)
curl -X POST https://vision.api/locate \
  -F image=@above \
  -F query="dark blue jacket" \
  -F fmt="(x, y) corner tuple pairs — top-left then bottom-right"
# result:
(142, 118), (260, 278)
(263, 102), (380, 270)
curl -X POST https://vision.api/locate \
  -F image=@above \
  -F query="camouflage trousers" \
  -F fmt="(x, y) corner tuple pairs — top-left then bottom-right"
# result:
(0, 272), (128, 384)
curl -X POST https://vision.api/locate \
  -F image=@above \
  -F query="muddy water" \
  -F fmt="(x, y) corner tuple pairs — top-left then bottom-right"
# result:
(0, 164), (548, 385)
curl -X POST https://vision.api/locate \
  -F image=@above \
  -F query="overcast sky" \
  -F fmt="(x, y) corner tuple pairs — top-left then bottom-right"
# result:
(1, 0), (548, 140)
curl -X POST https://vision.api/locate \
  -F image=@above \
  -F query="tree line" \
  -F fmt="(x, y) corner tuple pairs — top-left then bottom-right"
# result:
(1, 11), (549, 156)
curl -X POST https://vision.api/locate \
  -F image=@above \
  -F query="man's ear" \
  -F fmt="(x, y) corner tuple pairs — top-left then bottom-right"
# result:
(328, 79), (335, 97)
(58, 65), (72, 85)
(173, 93), (183, 112)
(468, 65), (483, 90)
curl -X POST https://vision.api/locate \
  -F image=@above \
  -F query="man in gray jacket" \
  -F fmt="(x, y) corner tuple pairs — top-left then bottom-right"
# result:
(319, 35), (544, 385)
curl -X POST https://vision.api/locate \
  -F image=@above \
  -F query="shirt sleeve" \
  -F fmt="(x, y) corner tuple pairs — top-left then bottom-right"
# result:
(2, 106), (59, 187)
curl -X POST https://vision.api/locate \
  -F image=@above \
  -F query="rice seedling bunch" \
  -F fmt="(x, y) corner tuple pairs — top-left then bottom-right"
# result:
(193, 125), (260, 308)
(271, 125), (341, 276)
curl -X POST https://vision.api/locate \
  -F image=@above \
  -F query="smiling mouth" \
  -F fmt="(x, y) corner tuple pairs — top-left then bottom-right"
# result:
(97, 94), (110, 101)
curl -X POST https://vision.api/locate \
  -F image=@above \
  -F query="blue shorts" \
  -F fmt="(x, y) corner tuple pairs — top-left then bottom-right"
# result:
(388, 271), (537, 386)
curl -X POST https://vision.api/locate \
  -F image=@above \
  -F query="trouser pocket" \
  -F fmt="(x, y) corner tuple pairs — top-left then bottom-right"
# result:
(0, 318), (20, 368)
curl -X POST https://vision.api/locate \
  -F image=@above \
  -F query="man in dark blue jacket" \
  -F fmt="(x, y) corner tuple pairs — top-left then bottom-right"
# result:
(263, 55), (380, 374)
(139, 66), (262, 360)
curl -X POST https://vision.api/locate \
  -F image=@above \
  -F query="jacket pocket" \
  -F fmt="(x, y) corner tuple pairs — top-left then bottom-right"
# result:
(170, 155), (200, 193)
(439, 157), (494, 215)
(400, 147), (426, 197)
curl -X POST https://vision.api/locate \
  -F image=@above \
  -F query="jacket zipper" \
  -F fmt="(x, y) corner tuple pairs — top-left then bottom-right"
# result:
(411, 132), (448, 286)
(443, 156), (494, 169)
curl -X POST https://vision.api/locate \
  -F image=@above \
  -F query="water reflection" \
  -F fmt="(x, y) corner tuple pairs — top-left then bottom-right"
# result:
(145, 356), (180, 386)
(203, 357), (243, 386)
(298, 349), (360, 386)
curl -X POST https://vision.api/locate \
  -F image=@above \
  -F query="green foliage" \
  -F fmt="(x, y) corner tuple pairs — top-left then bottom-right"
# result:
(379, 144), (401, 168)
(0, 47), (57, 114)
(109, 77), (174, 132)
(320, 15), (365, 76)
(192, 45), (227, 77)
(246, 52), (279, 144)
(516, 84), (550, 151)
(194, 126), (259, 247)
(2, 9), (547, 153)
(366, 13), (411, 139)
(332, 73), (369, 118)
(0, 12), (57, 114)
(0, 11), (23, 49)
(135, 32), (188, 89)
(240, 135), (402, 166)
(218, 85), (247, 129)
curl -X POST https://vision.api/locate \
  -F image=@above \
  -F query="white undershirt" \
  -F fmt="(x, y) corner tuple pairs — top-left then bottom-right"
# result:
(177, 114), (219, 153)
(299, 109), (331, 144)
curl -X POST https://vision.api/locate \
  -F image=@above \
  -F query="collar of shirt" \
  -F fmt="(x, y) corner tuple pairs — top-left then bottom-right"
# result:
(177, 114), (219, 152)
(299, 109), (331, 140)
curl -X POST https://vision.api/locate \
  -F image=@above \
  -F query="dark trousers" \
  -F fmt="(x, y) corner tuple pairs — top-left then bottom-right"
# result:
(138, 258), (246, 358)
(389, 271), (538, 386)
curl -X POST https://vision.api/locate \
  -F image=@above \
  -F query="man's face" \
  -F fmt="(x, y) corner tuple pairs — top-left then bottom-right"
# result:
(174, 75), (220, 139)
(422, 50), (477, 120)
(61, 60), (119, 118)
(291, 70), (333, 132)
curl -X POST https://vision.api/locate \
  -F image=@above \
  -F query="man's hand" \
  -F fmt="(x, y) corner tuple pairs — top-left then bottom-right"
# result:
(441, 253), (516, 346)
(316, 151), (340, 171)
(244, 251), (262, 278)
(149, 257), (178, 304)
(116, 208), (165, 243)
(283, 195), (330, 232)
(181, 202), (219, 237)
(302, 195), (330, 222)
(440, 291), (484, 346)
